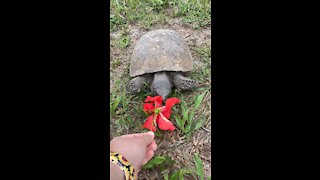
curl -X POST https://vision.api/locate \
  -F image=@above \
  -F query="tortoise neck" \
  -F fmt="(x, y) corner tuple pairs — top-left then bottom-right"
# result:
(152, 72), (172, 100)
(154, 72), (169, 80)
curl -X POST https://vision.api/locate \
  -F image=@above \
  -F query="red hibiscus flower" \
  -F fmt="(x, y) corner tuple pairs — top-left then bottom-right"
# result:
(142, 96), (180, 132)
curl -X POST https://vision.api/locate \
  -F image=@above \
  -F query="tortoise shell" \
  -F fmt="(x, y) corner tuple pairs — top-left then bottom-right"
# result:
(130, 29), (193, 77)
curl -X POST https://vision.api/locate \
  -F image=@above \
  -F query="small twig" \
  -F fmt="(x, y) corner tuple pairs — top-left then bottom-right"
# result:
(202, 126), (210, 132)
(200, 154), (211, 161)
(117, 13), (126, 19)
(185, 34), (192, 39)
(198, 82), (210, 87)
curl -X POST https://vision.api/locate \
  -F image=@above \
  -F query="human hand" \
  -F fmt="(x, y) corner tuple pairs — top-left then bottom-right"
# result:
(110, 131), (157, 177)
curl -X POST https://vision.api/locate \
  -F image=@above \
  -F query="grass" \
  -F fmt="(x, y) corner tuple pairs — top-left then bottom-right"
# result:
(111, 59), (121, 68)
(110, 0), (211, 32)
(110, 67), (211, 179)
(110, 0), (211, 178)
(173, 91), (208, 135)
(142, 153), (210, 180)
(110, 86), (210, 136)
(142, 155), (175, 170)
(111, 33), (131, 49)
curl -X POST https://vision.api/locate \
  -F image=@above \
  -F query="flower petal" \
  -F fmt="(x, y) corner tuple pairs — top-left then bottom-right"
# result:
(145, 96), (163, 107)
(157, 113), (175, 131)
(161, 97), (180, 119)
(143, 115), (157, 132)
(143, 103), (155, 113)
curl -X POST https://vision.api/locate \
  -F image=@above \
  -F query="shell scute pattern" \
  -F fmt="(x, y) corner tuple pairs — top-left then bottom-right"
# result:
(130, 29), (193, 77)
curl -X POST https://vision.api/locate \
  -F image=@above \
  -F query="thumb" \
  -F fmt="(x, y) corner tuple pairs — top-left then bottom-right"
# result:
(141, 131), (155, 145)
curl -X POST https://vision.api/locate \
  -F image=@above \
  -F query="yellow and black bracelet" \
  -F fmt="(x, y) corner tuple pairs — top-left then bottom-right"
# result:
(110, 152), (135, 180)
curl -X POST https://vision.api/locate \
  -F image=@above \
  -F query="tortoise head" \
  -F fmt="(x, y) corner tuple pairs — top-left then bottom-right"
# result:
(151, 72), (172, 100)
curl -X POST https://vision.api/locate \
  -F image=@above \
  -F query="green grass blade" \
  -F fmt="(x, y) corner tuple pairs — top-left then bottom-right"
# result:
(181, 101), (187, 114)
(182, 108), (189, 122)
(174, 114), (184, 131)
(169, 169), (192, 180)
(194, 120), (204, 131)
(142, 156), (166, 169)
(194, 91), (206, 110)
(121, 87), (127, 108)
(154, 130), (161, 137)
(127, 116), (134, 127)
(112, 96), (120, 112)
(184, 123), (192, 133)
(188, 110), (195, 123)
(194, 154), (205, 180)
(164, 173), (169, 180)
(142, 155), (174, 170)
(134, 106), (148, 118)
(169, 170), (180, 180)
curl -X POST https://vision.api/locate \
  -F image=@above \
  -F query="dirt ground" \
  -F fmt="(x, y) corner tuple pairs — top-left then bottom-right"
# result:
(110, 17), (211, 179)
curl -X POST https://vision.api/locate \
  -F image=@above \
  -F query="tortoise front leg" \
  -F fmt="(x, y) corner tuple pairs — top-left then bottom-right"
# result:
(126, 76), (147, 94)
(171, 72), (199, 90)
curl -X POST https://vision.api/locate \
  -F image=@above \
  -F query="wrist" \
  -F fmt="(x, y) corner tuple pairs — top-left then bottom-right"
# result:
(110, 148), (139, 171)
(110, 152), (136, 180)
(110, 162), (125, 180)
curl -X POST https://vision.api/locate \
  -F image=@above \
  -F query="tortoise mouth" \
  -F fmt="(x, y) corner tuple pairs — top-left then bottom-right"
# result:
(154, 87), (171, 100)
(160, 94), (169, 101)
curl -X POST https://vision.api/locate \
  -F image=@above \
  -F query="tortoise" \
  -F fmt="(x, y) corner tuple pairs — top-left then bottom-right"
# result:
(126, 29), (199, 100)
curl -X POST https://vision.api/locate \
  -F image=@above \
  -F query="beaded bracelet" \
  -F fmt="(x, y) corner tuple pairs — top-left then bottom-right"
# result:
(110, 152), (135, 180)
